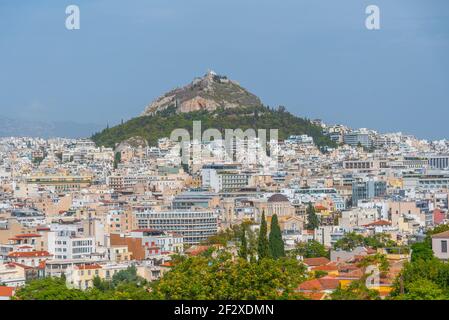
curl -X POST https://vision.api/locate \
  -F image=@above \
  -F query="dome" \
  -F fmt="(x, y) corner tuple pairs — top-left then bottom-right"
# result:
(267, 194), (289, 203)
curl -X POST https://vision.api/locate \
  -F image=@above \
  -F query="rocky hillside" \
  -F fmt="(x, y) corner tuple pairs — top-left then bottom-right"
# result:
(92, 72), (335, 149)
(142, 71), (263, 115)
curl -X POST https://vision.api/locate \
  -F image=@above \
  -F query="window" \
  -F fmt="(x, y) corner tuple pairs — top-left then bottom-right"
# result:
(442, 240), (448, 253)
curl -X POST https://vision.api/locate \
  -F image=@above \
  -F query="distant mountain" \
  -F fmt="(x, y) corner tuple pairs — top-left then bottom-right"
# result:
(142, 71), (263, 115)
(92, 72), (335, 149)
(0, 117), (103, 139)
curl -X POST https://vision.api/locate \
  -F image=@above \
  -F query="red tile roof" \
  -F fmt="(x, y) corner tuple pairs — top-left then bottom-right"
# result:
(362, 220), (391, 227)
(0, 286), (15, 297)
(7, 250), (52, 258)
(303, 257), (330, 267)
(76, 264), (102, 270)
(15, 233), (42, 238)
(312, 263), (338, 272)
(298, 277), (340, 291)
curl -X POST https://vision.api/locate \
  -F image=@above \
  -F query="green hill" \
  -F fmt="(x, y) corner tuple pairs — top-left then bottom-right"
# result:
(91, 105), (335, 149)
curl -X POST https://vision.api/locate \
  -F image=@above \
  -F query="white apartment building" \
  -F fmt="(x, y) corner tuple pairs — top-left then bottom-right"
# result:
(48, 230), (96, 260)
(134, 209), (218, 244)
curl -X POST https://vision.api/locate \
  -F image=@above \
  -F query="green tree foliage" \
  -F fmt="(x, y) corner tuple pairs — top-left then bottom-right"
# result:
(333, 232), (397, 251)
(410, 242), (435, 262)
(333, 232), (365, 251)
(363, 233), (397, 249)
(111, 266), (147, 287)
(331, 278), (380, 300)
(239, 226), (248, 260)
(113, 151), (121, 169)
(14, 277), (89, 300)
(15, 267), (152, 300)
(305, 203), (319, 230)
(290, 240), (329, 259)
(269, 214), (285, 259)
(91, 106), (336, 149)
(258, 211), (270, 259)
(392, 279), (447, 300)
(390, 258), (449, 299)
(151, 251), (307, 300)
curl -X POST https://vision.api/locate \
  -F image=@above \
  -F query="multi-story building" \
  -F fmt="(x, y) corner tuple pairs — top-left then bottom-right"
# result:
(48, 230), (96, 260)
(134, 209), (218, 244)
(352, 180), (387, 205)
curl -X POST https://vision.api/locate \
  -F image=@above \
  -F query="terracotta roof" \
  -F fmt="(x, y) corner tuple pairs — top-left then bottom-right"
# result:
(76, 264), (102, 270)
(160, 262), (173, 267)
(363, 220), (391, 227)
(7, 250), (52, 258)
(14, 233), (42, 238)
(312, 263), (338, 272)
(185, 245), (213, 256)
(0, 286), (15, 297)
(303, 257), (330, 267)
(5, 262), (33, 269)
(337, 269), (364, 279)
(432, 230), (449, 239)
(298, 277), (340, 291)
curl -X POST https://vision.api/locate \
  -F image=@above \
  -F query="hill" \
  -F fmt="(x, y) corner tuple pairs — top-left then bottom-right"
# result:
(142, 71), (263, 115)
(91, 105), (335, 149)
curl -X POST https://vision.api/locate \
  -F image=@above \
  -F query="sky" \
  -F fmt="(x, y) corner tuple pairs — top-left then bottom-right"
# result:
(0, 0), (448, 139)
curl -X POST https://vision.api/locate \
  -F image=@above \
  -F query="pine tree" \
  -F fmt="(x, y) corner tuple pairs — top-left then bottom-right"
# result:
(269, 214), (285, 259)
(306, 202), (320, 230)
(239, 226), (248, 260)
(257, 211), (270, 259)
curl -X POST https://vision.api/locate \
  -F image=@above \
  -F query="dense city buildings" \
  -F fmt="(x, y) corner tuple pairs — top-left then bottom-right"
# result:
(1, 119), (449, 300)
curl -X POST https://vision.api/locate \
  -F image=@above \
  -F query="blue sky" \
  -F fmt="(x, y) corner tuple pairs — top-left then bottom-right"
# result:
(0, 0), (448, 139)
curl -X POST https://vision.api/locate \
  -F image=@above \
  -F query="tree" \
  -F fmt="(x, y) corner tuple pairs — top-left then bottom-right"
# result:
(258, 211), (270, 259)
(269, 214), (285, 259)
(151, 251), (307, 300)
(14, 277), (88, 300)
(305, 203), (319, 230)
(111, 266), (146, 287)
(14, 267), (153, 300)
(239, 226), (248, 260)
(410, 242), (434, 262)
(333, 232), (365, 251)
(363, 233), (396, 249)
(392, 279), (447, 300)
(390, 257), (449, 299)
(291, 240), (329, 259)
(113, 152), (121, 169)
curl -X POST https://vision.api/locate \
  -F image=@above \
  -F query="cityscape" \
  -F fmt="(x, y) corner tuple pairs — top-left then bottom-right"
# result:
(1, 71), (449, 301)
(1, 0), (449, 306)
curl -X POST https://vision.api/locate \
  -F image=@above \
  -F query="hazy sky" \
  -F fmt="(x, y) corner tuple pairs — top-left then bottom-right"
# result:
(1, 0), (448, 139)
